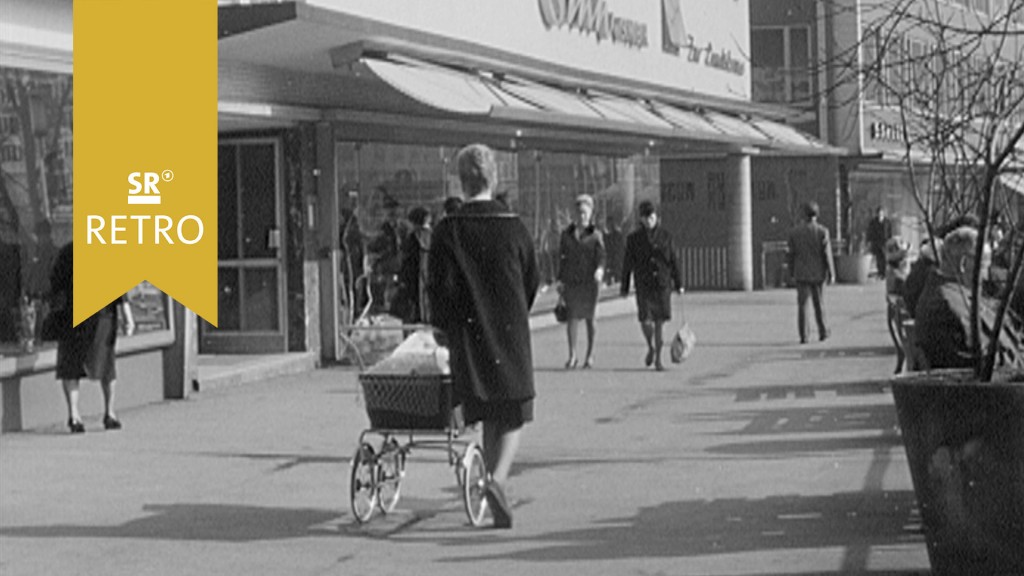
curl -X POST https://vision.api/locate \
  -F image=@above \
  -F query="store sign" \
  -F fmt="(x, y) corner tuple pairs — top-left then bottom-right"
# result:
(869, 121), (903, 143)
(308, 0), (750, 100)
(538, 0), (649, 49)
(661, 0), (745, 77)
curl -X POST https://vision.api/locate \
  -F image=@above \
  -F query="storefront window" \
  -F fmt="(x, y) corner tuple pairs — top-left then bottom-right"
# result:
(0, 67), (169, 359)
(337, 142), (657, 240)
(335, 140), (659, 293)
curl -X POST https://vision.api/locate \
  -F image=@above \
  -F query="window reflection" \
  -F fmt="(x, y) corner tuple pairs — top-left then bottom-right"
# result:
(334, 141), (658, 304)
(1, 67), (168, 359)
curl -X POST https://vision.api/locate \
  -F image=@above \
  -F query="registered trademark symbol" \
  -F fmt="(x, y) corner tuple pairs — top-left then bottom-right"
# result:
(161, 170), (174, 182)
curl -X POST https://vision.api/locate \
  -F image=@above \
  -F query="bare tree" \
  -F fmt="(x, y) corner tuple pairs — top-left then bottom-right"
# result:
(825, 0), (1024, 379)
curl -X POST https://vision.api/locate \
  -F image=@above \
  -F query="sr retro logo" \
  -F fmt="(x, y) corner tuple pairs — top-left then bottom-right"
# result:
(86, 170), (205, 245)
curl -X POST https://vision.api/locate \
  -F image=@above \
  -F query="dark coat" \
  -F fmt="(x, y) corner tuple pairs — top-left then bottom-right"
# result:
(915, 270), (1022, 370)
(557, 224), (605, 287)
(50, 243), (121, 381)
(395, 227), (431, 323)
(787, 220), (835, 283)
(865, 217), (892, 250)
(427, 200), (540, 404)
(368, 219), (406, 276)
(620, 225), (682, 297)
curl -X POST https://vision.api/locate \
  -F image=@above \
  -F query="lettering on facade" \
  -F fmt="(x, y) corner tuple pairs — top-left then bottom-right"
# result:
(661, 0), (746, 76)
(538, 0), (649, 49)
(869, 121), (903, 143)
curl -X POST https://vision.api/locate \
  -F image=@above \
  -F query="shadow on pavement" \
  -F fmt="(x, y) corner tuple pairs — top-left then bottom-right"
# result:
(698, 404), (899, 436)
(197, 451), (347, 472)
(430, 491), (923, 566)
(726, 380), (892, 402)
(793, 346), (896, 360)
(706, 434), (904, 457)
(0, 504), (342, 542)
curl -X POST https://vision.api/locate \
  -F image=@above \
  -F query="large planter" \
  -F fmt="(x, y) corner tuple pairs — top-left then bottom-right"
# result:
(834, 253), (871, 284)
(891, 370), (1024, 575)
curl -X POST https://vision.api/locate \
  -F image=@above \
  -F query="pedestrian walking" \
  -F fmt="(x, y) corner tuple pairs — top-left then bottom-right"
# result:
(48, 243), (135, 433)
(786, 201), (835, 343)
(393, 206), (432, 324)
(865, 206), (892, 279)
(556, 194), (605, 369)
(427, 143), (540, 529)
(620, 200), (683, 371)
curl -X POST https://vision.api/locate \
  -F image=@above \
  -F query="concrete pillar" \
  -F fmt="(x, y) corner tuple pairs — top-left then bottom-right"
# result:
(315, 122), (340, 362)
(726, 153), (753, 291)
(163, 301), (197, 399)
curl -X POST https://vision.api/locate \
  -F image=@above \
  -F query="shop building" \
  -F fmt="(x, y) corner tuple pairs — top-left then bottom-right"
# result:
(1, 0), (846, 431)
(216, 0), (843, 360)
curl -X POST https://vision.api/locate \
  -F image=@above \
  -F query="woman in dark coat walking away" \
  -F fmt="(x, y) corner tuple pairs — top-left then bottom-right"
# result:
(620, 201), (684, 371)
(50, 243), (135, 433)
(556, 194), (605, 369)
(428, 144), (539, 529)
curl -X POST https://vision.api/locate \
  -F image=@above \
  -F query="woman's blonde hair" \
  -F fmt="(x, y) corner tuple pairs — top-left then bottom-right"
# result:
(456, 144), (497, 196)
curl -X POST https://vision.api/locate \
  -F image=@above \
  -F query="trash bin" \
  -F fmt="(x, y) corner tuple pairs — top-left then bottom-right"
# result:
(834, 253), (871, 284)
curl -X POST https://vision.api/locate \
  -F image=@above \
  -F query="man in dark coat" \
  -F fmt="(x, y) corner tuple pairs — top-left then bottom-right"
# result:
(787, 201), (836, 344)
(620, 200), (684, 371)
(865, 207), (892, 279)
(428, 143), (539, 529)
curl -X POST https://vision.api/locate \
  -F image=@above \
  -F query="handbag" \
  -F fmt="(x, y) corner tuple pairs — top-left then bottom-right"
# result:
(41, 307), (71, 341)
(670, 294), (696, 363)
(553, 298), (569, 323)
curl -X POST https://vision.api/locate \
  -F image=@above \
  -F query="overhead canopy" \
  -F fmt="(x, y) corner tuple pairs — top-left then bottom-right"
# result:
(359, 56), (841, 155)
(218, 2), (844, 157)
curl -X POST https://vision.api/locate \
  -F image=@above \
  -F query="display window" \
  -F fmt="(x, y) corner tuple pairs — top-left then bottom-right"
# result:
(0, 67), (171, 362)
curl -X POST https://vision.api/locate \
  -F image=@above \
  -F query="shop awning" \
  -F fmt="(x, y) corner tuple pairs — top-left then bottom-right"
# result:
(218, 2), (844, 157)
(360, 55), (840, 156)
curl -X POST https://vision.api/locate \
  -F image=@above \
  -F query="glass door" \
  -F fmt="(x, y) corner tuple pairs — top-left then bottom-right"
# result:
(200, 139), (286, 353)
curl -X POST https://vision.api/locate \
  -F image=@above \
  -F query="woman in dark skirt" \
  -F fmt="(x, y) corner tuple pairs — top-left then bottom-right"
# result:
(557, 194), (605, 369)
(428, 144), (540, 528)
(50, 243), (135, 433)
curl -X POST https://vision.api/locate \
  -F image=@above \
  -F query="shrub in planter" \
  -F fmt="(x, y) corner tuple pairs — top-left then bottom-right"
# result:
(891, 369), (1024, 575)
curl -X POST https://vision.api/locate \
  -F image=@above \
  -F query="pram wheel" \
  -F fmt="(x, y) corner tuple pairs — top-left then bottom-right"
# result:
(377, 438), (405, 514)
(460, 443), (487, 526)
(350, 442), (378, 523)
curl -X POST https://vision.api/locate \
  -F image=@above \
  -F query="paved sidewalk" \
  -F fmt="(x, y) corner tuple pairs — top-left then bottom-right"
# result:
(0, 283), (930, 576)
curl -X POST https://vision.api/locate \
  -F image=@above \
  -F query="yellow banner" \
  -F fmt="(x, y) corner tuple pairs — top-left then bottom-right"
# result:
(74, 0), (217, 326)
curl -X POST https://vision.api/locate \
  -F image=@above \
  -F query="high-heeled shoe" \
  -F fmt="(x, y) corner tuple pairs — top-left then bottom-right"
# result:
(644, 348), (655, 367)
(565, 357), (578, 370)
(103, 415), (122, 430)
(485, 480), (513, 529)
(582, 357), (593, 369)
(68, 419), (85, 434)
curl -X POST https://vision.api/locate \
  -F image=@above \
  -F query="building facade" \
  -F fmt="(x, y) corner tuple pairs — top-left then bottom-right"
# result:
(216, 0), (841, 359)
(751, 0), (1024, 254)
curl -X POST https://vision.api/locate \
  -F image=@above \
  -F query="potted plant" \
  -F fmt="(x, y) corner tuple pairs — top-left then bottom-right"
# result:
(831, 0), (1024, 573)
